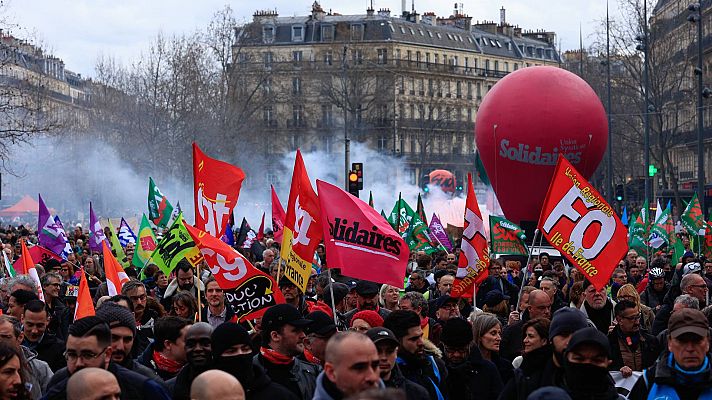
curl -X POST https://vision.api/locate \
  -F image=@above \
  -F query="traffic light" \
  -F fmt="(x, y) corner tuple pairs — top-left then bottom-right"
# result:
(352, 162), (363, 190)
(348, 170), (359, 197)
(421, 174), (430, 193)
(648, 164), (658, 177)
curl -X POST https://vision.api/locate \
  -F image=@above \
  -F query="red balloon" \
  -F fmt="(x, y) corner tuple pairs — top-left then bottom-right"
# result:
(429, 169), (456, 193)
(475, 66), (608, 225)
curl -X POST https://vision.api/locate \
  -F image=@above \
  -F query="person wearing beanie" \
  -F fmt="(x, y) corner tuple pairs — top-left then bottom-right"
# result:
(560, 327), (624, 400)
(441, 318), (502, 400)
(350, 310), (384, 333)
(211, 322), (297, 400)
(95, 302), (161, 381)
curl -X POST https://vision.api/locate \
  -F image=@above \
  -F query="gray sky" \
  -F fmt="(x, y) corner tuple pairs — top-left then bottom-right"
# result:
(4, 0), (621, 77)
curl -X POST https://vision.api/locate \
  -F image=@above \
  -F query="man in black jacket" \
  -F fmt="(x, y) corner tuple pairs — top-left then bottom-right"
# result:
(44, 316), (170, 400)
(366, 327), (429, 400)
(476, 260), (519, 308)
(253, 304), (320, 400)
(168, 322), (214, 400)
(608, 299), (660, 377)
(383, 310), (448, 400)
(21, 299), (66, 372)
(212, 322), (298, 400)
(441, 318), (502, 400)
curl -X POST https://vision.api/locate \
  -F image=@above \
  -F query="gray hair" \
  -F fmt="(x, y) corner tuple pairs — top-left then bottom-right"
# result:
(400, 291), (426, 311)
(472, 312), (501, 348)
(8, 275), (38, 295)
(262, 249), (274, 258)
(674, 294), (700, 310)
(540, 277), (558, 288)
(681, 273), (702, 292)
(41, 272), (63, 287)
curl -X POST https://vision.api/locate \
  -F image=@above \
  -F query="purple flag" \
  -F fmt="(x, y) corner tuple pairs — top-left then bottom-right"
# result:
(54, 216), (74, 260)
(429, 213), (453, 251)
(38, 194), (66, 256)
(89, 203), (108, 253)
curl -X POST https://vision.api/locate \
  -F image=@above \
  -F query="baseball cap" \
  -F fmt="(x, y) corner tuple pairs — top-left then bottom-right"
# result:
(261, 304), (312, 333)
(305, 311), (337, 336)
(484, 290), (510, 308)
(366, 327), (399, 347)
(668, 308), (709, 339)
(434, 294), (458, 310)
(355, 280), (380, 297)
(565, 327), (611, 358)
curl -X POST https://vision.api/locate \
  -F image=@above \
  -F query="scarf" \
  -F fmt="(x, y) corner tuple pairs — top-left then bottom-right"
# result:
(669, 352), (711, 386)
(303, 348), (322, 365)
(152, 350), (183, 374)
(260, 346), (294, 365)
(420, 317), (430, 340)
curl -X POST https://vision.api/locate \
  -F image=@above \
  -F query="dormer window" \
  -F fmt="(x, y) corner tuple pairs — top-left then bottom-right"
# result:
(351, 24), (364, 40)
(292, 26), (304, 42)
(263, 26), (275, 44)
(322, 25), (334, 41)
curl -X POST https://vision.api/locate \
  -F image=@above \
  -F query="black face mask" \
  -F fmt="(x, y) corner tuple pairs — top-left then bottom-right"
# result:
(564, 362), (612, 393)
(214, 354), (254, 385)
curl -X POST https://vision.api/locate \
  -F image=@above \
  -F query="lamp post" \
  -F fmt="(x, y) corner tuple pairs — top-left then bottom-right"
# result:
(635, 1), (652, 205)
(689, 2), (708, 217)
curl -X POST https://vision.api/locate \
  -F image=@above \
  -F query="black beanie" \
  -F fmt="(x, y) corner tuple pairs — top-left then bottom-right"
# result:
(549, 307), (589, 339)
(440, 318), (473, 347)
(211, 322), (251, 357)
(527, 387), (572, 400)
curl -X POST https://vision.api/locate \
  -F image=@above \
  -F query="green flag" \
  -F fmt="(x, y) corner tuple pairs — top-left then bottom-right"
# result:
(107, 219), (129, 268)
(132, 214), (158, 269)
(387, 198), (437, 254)
(628, 212), (648, 256)
(640, 200), (650, 231)
(148, 213), (203, 276)
(148, 177), (174, 228)
(681, 193), (706, 236)
(1, 248), (15, 278)
(369, 191), (375, 209)
(489, 216), (528, 256)
(416, 193), (428, 226)
(649, 205), (672, 249)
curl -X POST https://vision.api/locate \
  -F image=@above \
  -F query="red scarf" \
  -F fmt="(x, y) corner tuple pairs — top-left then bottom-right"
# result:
(152, 350), (183, 374)
(303, 348), (322, 366)
(260, 346), (294, 365)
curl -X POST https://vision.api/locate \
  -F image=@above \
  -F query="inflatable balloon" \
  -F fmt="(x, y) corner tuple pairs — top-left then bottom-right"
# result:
(429, 169), (456, 193)
(475, 66), (607, 225)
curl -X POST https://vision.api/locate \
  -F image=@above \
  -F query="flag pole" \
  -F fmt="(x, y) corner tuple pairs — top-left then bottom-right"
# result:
(326, 267), (339, 326)
(516, 229), (540, 313)
(196, 263), (202, 322)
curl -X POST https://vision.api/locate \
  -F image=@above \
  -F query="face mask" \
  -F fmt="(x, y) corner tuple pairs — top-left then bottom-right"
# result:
(564, 362), (611, 393)
(214, 354), (254, 385)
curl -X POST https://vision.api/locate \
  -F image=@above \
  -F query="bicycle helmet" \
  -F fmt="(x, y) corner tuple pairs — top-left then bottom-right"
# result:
(648, 267), (665, 279)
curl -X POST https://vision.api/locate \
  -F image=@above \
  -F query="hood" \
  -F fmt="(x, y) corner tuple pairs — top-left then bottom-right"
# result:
(423, 339), (442, 358)
(20, 345), (37, 362)
(164, 276), (205, 298)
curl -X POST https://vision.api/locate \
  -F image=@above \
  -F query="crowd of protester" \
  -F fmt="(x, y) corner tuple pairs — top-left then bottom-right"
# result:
(0, 223), (712, 399)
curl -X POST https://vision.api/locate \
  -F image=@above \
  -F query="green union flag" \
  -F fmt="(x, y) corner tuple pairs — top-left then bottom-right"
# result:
(387, 196), (437, 254)
(489, 216), (528, 256)
(148, 213), (203, 276)
(148, 177), (174, 228)
(681, 193), (706, 236)
(628, 212), (648, 256)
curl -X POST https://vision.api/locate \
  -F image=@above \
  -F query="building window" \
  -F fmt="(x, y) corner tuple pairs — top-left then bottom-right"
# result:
(514, 63), (519, 71)
(435, 54), (440, 64)
(292, 105), (305, 127)
(476, 82), (482, 99)
(292, 77), (302, 95)
(504, 62), (509, 72)
(467, 82), (472, 99)
(293, 51), (303, 63)
(324, 51), (333, 65)
(290, 134), (300, 150)
(263, 26), (274, 43)
(378, 136), (388, 151)
(485, 59), (490, 72)
(323, 136), (333, 153)
(416, 51), (421, 66)
(426, 53), (431, 64)
(398, 76), (404, 94)
(351, 24), (364, 40)
(452, 56), (458, 66)
(262, 78), (272, 94)
(467, 108), (473, 122)
(292, 26), (304, 42)
(409, 104), (415, 119)
(263, 106), (274, 126)
(321, 104), (333, 127)
(263, 52), (273, 68)
(418, 79), (424, 96)
(419, 104), (425, 121)
(443, 54), (448, 65)
(377, 48), (388, 64)
(352, 49), (363, 64)
(409, 77), (415, 95)
(322, 25), (334, 41)
(494, 60), (499, 72)
(464, 57), (469, 69)
(407, 50), (412, 62)
(395, 49), (401, 65)
(456, 81), (462, 98)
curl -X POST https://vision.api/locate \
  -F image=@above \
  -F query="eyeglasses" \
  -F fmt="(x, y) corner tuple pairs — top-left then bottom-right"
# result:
(46, 283), (61, 288)
(619, 313), (642, 322)
(689, 284), (708, 290)
(64, 347), (108, 362)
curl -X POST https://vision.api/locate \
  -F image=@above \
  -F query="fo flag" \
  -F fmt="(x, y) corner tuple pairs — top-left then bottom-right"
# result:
(271, 185), (286, 242)
(538, 156), (628, 291)
(280, 150), (323, 292)
(451, 174), (489, 297)
(193, 143), (246, 239)
(317, 180), (407, 288)
(185, 224), (285, 321)
(490, 216), (528, 256)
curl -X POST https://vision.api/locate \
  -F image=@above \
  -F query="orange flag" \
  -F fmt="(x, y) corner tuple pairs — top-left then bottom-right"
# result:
(451, 174), (490, 298)
(102, 242), (129, 296)
(74, 269), (95, 321)
(20, 240), (45, 302)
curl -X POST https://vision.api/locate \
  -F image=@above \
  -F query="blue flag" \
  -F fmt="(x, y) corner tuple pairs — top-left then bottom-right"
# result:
(221, 222), (235, 246)
(118, 218), (137, 248)
(621, 206), (628, 226)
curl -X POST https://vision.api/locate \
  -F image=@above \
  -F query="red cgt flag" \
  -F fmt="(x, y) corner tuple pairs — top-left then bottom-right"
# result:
(193, 143), (246, 239)
(317, 180), (407, 288)
(538, 156), (628, 291)
(184, 223), (285, 321)
(451, 174), (490, 298)
(20, 240), (45, 302)
(271, 185), (286, 242)
(280, 150), (323, 292)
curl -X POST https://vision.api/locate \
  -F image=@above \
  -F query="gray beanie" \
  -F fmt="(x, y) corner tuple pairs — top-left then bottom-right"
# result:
(95, 302), (136, 336)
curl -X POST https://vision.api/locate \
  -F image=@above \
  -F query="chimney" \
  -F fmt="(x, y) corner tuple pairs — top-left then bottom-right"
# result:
(500, 7), (506, 26)
(378, 8), (391, 18)
(402, 0), (406, 16)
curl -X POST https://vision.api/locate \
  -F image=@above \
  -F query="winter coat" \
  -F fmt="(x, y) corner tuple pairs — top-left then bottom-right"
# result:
(629, 352), (712, 400)
(446, 349), (503, 400)
(253, 353), (321, 400)
(607, 327), (660, 373)
(25, 333), (66, 373)
(23, 346), (53, 399)
(383, 364), (430, 400)
(498, 345), (553, 400)
(312, 371), (385, 400)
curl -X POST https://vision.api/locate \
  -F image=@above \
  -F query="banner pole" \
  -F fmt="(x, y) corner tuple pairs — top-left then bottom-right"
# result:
(326, 267), (339, 327)
(196, 263), (202, 322)
(516, 229), (539, 313)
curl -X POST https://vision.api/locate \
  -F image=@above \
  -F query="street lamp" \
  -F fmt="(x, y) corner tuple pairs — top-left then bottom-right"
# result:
(689, 2), (708, 217)
(635, 2), (652, 205)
